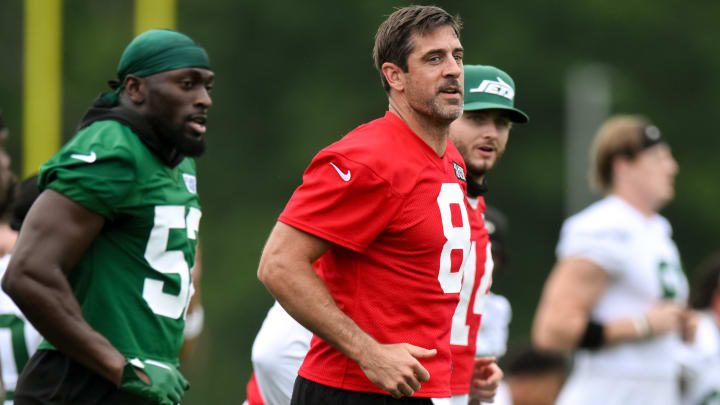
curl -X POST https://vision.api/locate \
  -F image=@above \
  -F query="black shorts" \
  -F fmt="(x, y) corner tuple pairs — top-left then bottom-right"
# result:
(290, 375), (433, 405)
(15, 350), (156, 405)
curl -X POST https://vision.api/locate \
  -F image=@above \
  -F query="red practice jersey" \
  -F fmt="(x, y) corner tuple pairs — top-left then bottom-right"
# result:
(449, 196), (492, 394)
(279, 112), (472, 397)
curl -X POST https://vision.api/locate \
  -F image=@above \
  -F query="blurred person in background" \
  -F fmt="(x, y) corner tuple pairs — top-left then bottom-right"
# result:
(474, 206), (512, 363)
(0, 112), (16, 259)
(439, 64), (528, 405)
(680, 253), (720, 405)
(179, 243), (205, 362)
(0, 176), (42, 405)
(258, 6), (469, 403)
(532, 115), (692, 405)
(2, 29), (213, 405)
(492, 347), (568, 405)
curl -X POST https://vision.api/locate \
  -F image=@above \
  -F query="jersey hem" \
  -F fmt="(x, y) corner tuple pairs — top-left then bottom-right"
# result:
(450, 383), (470, 395)
(298, 369), (451, 398)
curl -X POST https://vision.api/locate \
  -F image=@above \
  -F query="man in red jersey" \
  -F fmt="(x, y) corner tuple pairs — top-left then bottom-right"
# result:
(434, 65), (528, 405)
(258, 5), (468, 404)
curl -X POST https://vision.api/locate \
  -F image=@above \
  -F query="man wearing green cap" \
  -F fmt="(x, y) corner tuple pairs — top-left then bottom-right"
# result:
(434, 65), (528, 405)
(3, 29), (214, 405)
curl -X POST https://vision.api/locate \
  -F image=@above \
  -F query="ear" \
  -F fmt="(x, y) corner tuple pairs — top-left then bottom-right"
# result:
(612, 156), (631, 178)
(381, 62), (405, 92)
(123, 75), (146, 104)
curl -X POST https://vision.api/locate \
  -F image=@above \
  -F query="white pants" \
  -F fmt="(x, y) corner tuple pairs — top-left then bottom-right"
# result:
(556, 373), (680, 405)
(432, 394), (469, 405)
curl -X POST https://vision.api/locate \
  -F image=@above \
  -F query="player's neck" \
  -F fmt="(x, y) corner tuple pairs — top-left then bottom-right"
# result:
(611, 186), (660, 218)
(388, 100), (449, 157)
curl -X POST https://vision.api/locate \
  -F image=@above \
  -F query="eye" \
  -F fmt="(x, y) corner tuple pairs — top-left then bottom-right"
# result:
(454, 54), (463, 62)
(179, 79), (195, 90)
(496, 117), (511, 128)
(205, 83), (214, 93)
(428, 55), (441, 63)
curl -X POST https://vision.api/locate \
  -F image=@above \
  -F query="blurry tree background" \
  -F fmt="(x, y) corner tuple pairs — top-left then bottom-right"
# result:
(1, 0), (719, 403)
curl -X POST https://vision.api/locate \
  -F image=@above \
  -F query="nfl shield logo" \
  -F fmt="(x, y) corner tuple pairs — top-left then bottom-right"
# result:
(183, 173), (197, 194)
(452, 161), (466, 181)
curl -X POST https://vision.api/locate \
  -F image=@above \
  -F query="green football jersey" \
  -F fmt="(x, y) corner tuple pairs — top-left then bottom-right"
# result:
(37, 120), (201, 366)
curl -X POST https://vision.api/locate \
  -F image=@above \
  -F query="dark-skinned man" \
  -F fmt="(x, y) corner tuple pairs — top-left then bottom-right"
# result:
(2, 29), (214, 405)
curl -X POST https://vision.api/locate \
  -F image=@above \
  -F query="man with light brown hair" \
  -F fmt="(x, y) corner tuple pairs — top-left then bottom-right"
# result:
(532, 115), (693, 405)
(258, 5), (470, 405)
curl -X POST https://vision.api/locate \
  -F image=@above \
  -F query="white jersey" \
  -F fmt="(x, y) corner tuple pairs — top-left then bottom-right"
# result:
(0, 254), (42, 405)
(475, 292), (511, 358)
(680, 312), (720, 405)
(493, 381), (513, 405)
(251, 301), (312, 405)
(555, 196), (688, 405)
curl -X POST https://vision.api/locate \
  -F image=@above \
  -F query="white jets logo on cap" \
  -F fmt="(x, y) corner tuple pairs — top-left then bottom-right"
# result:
(469, 77), (515, 100)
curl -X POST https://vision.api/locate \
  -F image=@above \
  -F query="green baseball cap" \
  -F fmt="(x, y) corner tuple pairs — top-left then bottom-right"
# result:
(463, 65), (529, 123)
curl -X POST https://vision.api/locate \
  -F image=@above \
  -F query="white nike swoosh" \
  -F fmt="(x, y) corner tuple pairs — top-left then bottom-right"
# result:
(329, 162), (351, 181)
(145, 359), (172, 370)
(70, 151), (97, 163)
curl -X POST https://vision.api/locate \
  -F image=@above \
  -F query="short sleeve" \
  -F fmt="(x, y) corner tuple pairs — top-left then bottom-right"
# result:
(279, 151), (402, 252)
(555, 219), (629, 276)
(38, 124), (137, 220)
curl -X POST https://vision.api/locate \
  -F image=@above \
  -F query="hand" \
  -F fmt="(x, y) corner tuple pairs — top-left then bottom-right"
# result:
(357, 342), (436, 399)
(644, 301), (684, 336)
(469, 357), (503, 403)
(119, 358), (189, 405)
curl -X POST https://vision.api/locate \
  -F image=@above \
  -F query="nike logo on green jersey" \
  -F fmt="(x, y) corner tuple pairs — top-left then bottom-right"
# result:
(70, 151), (97, 163)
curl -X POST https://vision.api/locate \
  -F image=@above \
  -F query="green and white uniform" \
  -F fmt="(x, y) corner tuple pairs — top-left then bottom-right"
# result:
(0, 255), (43, 404)
(554, 196), (688, 405)
(37, 119), (201, 366)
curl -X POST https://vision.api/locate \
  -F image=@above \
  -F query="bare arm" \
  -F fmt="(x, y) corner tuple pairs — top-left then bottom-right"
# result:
(532, 258), (685, 352)
(2, 189), (127, 384)
(257, 222), (436, 398)
(180, 240), (203, 361)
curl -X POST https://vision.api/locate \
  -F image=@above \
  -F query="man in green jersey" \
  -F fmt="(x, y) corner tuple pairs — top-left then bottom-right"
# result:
(2, 29), (214, 405)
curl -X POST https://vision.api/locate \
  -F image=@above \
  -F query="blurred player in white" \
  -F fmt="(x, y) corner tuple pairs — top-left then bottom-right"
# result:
(680, 253), (720, 405)
(0, 176), (43, 404)
(244, 301), (312, 405)
(474, 207), (512, 362)
(532, 115), (692, 405)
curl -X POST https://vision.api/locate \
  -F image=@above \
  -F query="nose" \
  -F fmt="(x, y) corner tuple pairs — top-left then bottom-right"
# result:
(195, 87), (213, 110)
(669, 154), (679, 175)
(443, 55), (462, 78)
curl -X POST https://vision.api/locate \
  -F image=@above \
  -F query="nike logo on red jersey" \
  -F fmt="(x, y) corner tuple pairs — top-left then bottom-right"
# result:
(329, 162), (351, 181)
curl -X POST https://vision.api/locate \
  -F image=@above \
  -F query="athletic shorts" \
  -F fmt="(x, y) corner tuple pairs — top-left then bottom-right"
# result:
(290, 376), (433, 405)
(15, 350), (155, 405)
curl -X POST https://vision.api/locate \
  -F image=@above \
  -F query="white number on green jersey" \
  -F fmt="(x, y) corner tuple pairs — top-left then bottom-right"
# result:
(143, 205), (201, 319)
(450, 242), (494, 345)
(0, 314), (30, 392)
(436, 183), (471, 294)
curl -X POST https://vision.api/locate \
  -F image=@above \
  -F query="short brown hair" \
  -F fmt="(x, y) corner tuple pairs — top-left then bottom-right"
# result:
(589, 115), (651, 193)
(373, 5), (461, 92)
